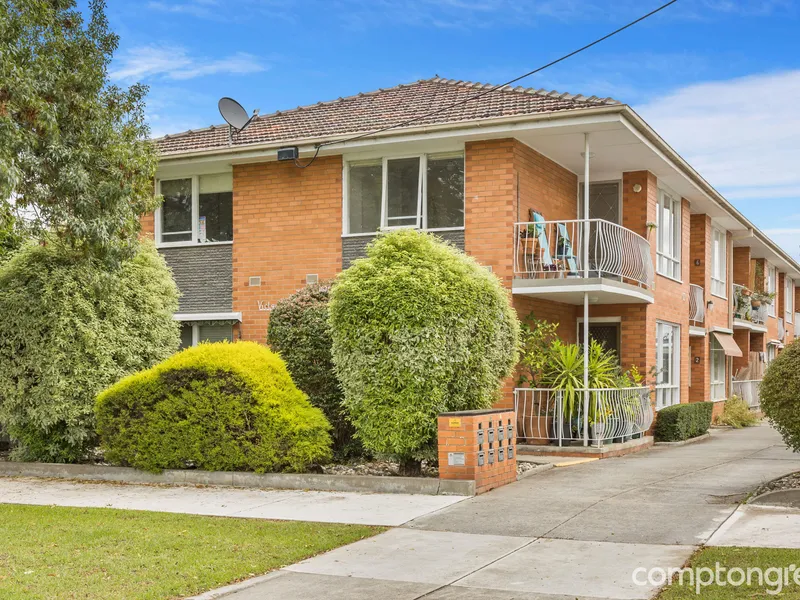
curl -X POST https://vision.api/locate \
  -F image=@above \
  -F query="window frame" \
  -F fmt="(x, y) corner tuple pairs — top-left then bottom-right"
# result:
(179, 321), (234, 348)
(767, 264), (777, 317)
(711, 227), (727, 299)
(785, 277), (794, 324)
(342, 152), (465, 236)
(656, 188), (681, 281)
(155, 174), (234, 248)
(709, 336), (726, 401)
(655, 320), (681, 411)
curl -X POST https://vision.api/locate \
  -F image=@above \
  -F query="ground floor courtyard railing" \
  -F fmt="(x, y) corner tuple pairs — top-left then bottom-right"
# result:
(514, 387), (653, 448)
(731, 379), (762, 411)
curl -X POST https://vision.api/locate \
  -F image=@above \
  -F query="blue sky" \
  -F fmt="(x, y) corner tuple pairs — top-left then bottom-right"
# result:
(99, 0), (800, 259)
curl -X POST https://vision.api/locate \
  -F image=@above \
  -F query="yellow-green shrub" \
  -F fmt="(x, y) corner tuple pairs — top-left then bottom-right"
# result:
(716, 395), (759, 428)
(96, 342), (332, 473)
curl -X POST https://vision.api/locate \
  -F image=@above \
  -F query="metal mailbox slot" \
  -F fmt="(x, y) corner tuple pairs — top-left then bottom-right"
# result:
(478, 451), (485, 466)
(488, 449), (495, 464)
(477, 430), (484, 445)
(487, 428), (495, 443)
(508, 445), (514, 459)
(498, 425), (505, 441)
(498, 447), (505, 462)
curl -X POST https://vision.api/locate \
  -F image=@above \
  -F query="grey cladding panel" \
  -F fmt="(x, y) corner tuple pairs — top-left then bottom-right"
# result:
(160, 244), (233, 313)
(342, 230), (465, 269)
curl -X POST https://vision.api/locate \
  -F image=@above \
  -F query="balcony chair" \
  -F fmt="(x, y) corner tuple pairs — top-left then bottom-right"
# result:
(521, 210), (557, 277)
(556, 222), (580, 276)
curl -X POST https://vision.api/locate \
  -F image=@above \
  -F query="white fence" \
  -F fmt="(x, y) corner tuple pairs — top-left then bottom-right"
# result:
(514, 387), (653, 448)
(513, 219), (654, 290)
(731, 379), (762, 411)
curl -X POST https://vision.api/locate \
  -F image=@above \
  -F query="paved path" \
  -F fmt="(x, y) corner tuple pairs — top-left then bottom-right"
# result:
(0, 478), (466, 527)
(224, 425), (800, 600)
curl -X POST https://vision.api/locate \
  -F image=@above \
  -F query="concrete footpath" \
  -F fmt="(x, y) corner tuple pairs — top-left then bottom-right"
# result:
(0, 477), (466, 527)
(219, 425), (800, 600)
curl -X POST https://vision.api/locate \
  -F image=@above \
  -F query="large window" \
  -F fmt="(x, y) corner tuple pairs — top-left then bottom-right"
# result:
(711, 228), (726, 298)
(655, 321), (680, 410)
(345, 153), (464, 234)
(710, 336), (726, 400)
(767, 265), (777, 317)
(786, 277), (794, 324)
(656, 189), (681, 280)
(178, 322), (234, 349)
(158, 174), (233, 245)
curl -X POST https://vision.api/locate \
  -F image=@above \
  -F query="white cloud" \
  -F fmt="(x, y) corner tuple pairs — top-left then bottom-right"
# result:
(637, 70), (800, 193)
(111, 46), (266, 82)
(637, 70), (800, 261)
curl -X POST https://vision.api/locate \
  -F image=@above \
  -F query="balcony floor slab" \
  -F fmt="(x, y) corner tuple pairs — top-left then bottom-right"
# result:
(511, 276), (654, 304)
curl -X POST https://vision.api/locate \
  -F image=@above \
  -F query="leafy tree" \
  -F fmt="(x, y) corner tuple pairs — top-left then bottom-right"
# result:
(268, 283), (360, 459)
(329, 230), (519, 474)
(761, 339), (800, 450)
(0, 240), (180, 462)
(0, 0), (159, 263)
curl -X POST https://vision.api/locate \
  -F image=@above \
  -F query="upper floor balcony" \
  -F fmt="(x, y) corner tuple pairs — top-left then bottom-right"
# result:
(512, 218), (654, 305)
(689, 284), (705, 325)
(733, 284), (768, 333)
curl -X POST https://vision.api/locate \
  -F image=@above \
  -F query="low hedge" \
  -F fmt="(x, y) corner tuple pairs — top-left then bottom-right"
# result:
(654, 401), (713, 442)
(95, 342), (332, 473)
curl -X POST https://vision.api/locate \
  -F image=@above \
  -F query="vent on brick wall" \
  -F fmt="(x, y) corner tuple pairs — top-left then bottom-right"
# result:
(306, 274), (319, 284)
(485, 265), (493, 273)
(249, 276), (261, 287)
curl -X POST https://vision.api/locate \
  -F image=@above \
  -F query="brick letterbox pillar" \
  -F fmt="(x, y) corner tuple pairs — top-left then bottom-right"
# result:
(437, 408), (517, 495)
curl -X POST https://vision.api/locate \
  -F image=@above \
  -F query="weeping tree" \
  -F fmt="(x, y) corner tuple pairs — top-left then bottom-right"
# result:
(0, 0), (159, 263)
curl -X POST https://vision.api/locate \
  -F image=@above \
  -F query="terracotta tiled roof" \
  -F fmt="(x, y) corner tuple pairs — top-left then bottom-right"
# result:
(155, 77), (620, 156)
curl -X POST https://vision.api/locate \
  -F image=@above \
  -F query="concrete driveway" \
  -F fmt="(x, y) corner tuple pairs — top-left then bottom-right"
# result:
(222, 425), (800, 600)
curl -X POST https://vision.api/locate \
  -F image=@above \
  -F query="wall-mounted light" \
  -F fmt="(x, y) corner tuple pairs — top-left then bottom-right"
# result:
(707, 300), (714, 312)
(633, 183), (643, 193)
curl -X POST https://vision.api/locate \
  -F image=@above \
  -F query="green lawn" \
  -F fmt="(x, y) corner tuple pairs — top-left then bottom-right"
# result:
(0, 504), (382, 600)
(659, 547), (800, 599)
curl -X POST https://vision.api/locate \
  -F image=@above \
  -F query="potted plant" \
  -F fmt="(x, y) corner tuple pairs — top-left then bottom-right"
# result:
(752, 290), (776, 307)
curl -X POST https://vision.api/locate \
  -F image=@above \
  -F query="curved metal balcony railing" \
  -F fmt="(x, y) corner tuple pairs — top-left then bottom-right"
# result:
(689, 284), (705, 324)
(514, 387), (653, 448)
(514, 219), (654, 290)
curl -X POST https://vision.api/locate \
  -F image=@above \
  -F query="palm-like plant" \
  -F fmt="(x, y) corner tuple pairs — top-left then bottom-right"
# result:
(540, 339), (620, 420)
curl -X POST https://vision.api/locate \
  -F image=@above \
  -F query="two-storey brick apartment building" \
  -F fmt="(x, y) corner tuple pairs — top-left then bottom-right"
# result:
(144, 77), (799, 427)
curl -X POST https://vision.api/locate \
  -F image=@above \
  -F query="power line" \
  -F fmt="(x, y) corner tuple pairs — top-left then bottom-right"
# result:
(294, 0), (679, 168)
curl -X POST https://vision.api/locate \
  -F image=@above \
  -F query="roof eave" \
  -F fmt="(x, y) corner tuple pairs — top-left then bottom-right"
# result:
(156, 104), (627, 162)
(619, 107), (800, 277)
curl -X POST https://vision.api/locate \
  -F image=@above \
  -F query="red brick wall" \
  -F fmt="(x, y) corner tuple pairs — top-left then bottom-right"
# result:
(732, 247), (751, 287)
(140, 212), (155, 240)
(232, 156), (343, 342)
(438, 410), (517, 495)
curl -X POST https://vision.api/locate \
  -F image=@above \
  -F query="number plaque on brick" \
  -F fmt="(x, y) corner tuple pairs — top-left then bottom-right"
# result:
(447, 452), (466, 466)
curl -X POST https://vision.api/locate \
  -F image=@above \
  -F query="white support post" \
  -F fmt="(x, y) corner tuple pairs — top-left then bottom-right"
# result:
(583, 133), (590, 447)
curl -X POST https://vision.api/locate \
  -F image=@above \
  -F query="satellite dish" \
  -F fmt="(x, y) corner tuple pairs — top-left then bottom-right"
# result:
(218, 97), (256, 131)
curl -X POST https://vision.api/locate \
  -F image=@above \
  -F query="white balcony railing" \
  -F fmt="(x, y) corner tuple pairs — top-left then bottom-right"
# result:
(514, 387), (653, 448)
(731, 379), (761, 411)
(689, 284), (705, 324)
(513, 219), (654, 290)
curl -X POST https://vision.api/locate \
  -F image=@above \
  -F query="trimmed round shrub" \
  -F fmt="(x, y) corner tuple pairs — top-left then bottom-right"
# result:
(96, 341), (332, 473)
(761, 339), (800, 451)
(267, 283), (359, 458)
(329, 229), (520, 471)
(0, 240), (179, 462)
(654, 401), (713, 442)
